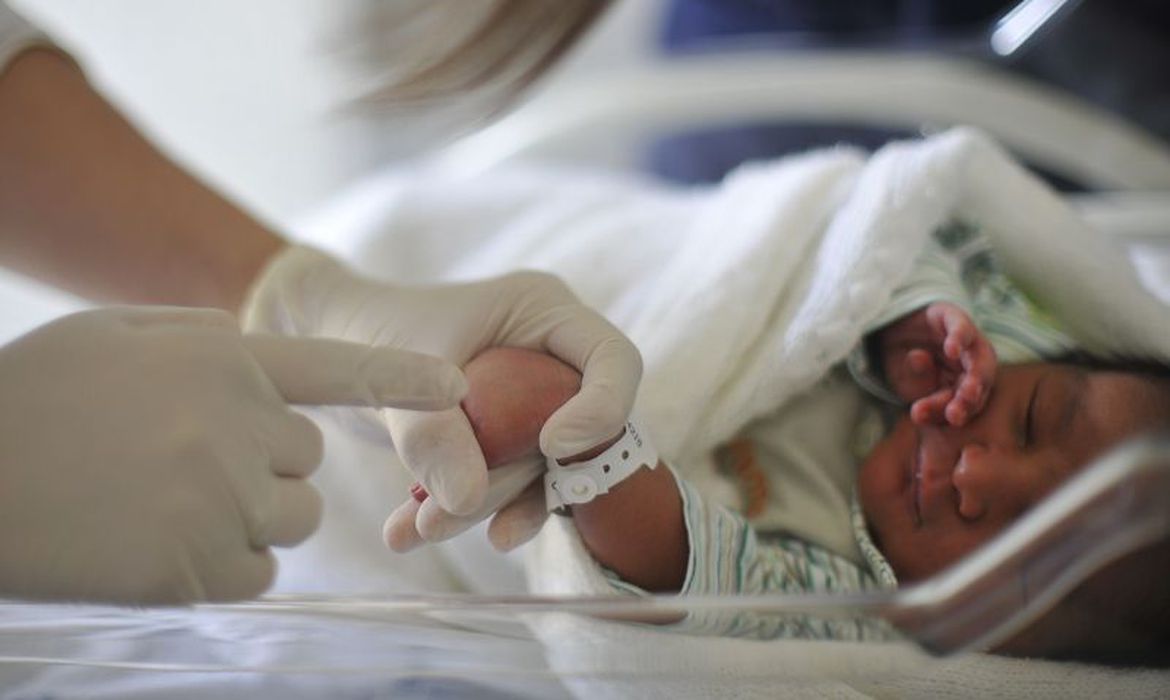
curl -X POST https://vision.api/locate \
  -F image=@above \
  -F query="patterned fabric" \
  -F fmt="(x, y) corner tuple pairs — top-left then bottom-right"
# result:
(938, 222), (1078, 363)
(852, 491), (898, 589)
(847, 221), (1078, 399)
(603, 467), (897, 641)
(596, 220), (1079, 642)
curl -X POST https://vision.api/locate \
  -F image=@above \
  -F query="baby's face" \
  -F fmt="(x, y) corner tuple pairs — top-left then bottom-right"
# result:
(858, 363), (1160, 583)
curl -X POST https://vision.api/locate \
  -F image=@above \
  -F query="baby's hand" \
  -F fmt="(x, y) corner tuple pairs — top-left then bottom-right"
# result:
(878, 302), (996, 426)
(459, 347), (583, 469)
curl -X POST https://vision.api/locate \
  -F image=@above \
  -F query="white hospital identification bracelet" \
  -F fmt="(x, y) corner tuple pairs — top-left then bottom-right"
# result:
(544, 420), (659, 511)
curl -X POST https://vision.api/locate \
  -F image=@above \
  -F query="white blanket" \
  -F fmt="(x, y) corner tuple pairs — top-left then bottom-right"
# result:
(304, 128), (1170, 698)
(331, 127), (1170, 466)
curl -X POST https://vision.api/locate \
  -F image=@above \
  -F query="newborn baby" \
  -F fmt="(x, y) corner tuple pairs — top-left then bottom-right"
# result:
(440, 300), (1170, 660)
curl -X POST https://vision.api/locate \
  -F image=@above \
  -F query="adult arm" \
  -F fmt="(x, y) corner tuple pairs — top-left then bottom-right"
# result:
(0, 28), (642, 523)
(0, 47), (283, 311)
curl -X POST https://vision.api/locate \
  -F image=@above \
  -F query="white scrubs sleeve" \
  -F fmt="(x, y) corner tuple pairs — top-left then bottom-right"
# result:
(1, 1), (53, 73)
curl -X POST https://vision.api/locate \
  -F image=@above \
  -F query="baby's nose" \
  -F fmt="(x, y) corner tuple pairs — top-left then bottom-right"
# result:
(952, 444), (991, 520)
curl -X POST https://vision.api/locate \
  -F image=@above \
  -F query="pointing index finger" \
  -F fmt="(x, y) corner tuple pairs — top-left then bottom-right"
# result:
(244, 334), (467, 409)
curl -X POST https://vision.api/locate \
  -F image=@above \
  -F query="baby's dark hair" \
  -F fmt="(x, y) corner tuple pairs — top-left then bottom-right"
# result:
(1000, 351), (1170, 666)
(1054, 351), (1170, 426)
(1054, 350), (1170, 382)
(1053, 351), (1170, 379)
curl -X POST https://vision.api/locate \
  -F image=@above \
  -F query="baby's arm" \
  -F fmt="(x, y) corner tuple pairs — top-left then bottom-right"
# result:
(566, 456), (687, 593)
(440, 347), (688, 592)
(875, 301), (997, 425)
(455, 356), (884, 637)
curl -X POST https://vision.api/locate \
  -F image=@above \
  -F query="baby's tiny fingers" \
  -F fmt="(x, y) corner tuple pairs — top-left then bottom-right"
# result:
(910, 399), (941, 424)
(896, 349), (941, 400)
(910, 388), (954, 424)
(945, 400), (969, 427)
(971, 337), (998, 382)
(943, 319), (976, 361)
(956, 375), (984, 403)
(906, 349), (934, 374)
(943, 334), (968, 361)
(926, 303), (974, 359)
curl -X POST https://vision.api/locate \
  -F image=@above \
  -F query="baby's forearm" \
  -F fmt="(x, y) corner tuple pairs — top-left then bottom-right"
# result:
(458, 347), (687, 591)
(569, 461), (687, 593)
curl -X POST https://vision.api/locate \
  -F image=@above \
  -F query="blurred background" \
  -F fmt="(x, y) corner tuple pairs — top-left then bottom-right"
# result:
(14, 0), (1166, 224)
(0, 0), (663, 339)
(8, 0), (664, 227)
(4, 0), (1168, 338)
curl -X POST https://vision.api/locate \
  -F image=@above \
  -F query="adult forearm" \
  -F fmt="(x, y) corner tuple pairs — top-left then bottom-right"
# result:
(0, 48), (283, 311)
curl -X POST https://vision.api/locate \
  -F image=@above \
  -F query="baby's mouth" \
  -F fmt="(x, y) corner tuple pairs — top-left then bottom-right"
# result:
(913, 425), (961, 522)
(909, 429), (924, 528)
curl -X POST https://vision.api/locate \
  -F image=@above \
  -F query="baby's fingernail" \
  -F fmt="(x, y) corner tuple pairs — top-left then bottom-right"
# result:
(410, 482), (429, 503)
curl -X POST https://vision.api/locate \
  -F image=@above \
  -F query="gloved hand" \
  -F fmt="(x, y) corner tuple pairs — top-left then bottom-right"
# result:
(0, 306), (465, 604)
(387, 347), (587, 553)
(242, 245), (642, 548)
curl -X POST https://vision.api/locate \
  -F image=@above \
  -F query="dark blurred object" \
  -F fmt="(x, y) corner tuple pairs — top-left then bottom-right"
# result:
(1006, 0), (1170, 148)
(663, 0), (1015, 46)
(996, 540), (1170, 667)
(648, 0), (1170, 188)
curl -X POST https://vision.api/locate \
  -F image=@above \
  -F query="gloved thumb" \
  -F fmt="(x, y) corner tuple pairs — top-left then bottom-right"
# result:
(540, 380), (634, 459)
(539, 334), (642, 459)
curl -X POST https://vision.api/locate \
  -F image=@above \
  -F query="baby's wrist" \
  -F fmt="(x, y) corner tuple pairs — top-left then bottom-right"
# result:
(545, 420), (658, 512)
(544, 430), (628, 518)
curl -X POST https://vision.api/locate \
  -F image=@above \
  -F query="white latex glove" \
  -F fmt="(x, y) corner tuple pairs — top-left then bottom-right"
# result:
(242, 245), (642, 549)
(0, 307), (465, 604)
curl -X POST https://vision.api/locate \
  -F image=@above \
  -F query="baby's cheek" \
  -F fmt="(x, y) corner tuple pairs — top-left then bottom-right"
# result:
(461, 347), (582, 467)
